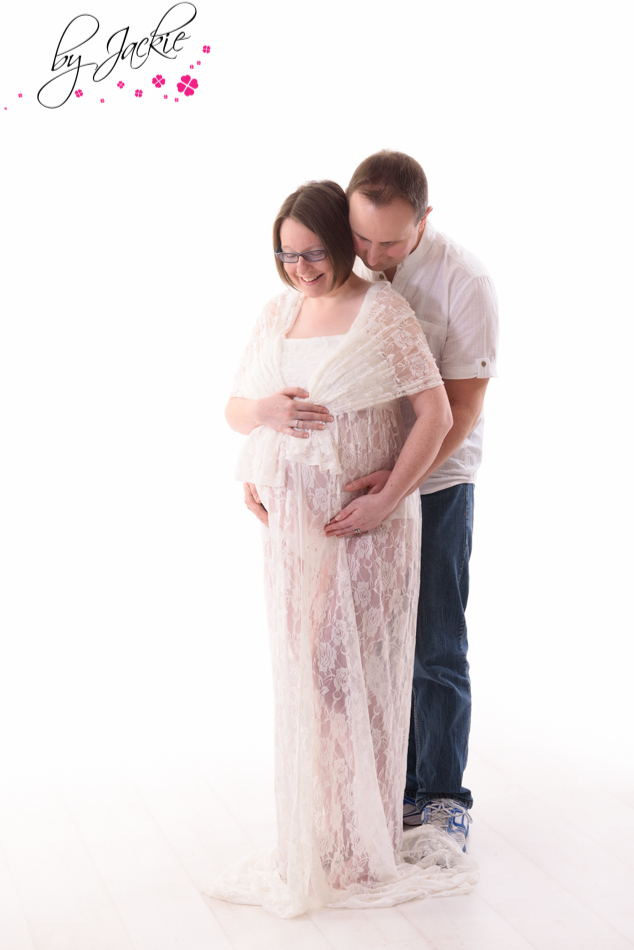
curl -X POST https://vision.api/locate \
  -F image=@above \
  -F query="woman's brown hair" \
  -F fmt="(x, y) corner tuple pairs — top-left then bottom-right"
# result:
(273, 180), (355, 291)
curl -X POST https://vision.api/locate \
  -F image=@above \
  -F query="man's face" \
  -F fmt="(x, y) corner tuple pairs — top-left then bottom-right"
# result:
(348, 191), (430, 273)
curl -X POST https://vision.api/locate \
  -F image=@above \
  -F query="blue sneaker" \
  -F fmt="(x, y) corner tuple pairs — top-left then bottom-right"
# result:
(421, 799), (472, 852)
(403, 796), (422, 826)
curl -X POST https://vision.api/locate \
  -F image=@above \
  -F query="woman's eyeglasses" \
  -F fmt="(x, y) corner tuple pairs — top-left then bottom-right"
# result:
(275, 247), (328, 264)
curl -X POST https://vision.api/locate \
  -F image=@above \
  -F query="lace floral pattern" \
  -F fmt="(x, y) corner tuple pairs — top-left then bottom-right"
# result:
(208, 284), (478, 917)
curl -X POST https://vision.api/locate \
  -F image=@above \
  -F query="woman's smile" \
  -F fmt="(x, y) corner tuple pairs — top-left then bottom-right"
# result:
(279, 218), (334, 295)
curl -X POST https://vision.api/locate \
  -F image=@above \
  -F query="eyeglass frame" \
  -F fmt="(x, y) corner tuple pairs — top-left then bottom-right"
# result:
(275, 244), (328, 264)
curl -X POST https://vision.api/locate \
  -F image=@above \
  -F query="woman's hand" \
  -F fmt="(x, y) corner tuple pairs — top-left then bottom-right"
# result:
(255, 388), (333, 439)
(244, 482), (269, 527)
(324, 490), (398, 538)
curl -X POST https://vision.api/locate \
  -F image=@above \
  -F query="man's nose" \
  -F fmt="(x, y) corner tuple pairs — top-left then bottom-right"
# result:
(366, 246), (381, 267)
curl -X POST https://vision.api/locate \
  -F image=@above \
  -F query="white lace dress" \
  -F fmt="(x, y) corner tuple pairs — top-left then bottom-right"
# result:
(208, 283), (478, 917)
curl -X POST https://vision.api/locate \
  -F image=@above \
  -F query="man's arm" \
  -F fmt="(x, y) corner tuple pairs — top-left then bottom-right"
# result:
(417, 377), (489, 482)
(344, 377), (490, 496)
(324, 384), (453, 536)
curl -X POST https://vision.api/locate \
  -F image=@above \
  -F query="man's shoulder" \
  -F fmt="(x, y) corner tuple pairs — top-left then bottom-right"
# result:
(425, 223), (492, 282)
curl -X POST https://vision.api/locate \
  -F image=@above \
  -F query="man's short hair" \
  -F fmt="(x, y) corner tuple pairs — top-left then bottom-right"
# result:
(273, 180), (355, 291)
(348, 150), (429, 223)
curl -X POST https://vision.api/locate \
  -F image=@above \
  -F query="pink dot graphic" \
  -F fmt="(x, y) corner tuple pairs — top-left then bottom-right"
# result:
(117, 81), (125, 89)
(152, 74), (166, 87)
(203, 45), (210, 53)
(135, 89), (143, 98)
(100, 98), (105, 103)
(75, 89), (83, 98)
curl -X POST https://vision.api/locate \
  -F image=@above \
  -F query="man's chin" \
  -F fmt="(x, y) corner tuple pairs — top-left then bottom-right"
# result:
(360, 258), (389, 273)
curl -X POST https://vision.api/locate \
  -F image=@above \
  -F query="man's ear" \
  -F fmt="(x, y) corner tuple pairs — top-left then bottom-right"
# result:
(418, 205), (433, 232)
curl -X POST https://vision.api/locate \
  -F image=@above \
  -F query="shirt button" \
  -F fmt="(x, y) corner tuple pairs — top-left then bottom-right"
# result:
(379, 273), (385, 279)
(481, 360), (487, 367)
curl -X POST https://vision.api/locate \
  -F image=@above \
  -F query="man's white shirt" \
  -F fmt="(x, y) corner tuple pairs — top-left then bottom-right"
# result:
(354, 221), (499, 494)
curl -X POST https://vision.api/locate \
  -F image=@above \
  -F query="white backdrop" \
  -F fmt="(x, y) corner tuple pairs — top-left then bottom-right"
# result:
(1, 0), (631, 794)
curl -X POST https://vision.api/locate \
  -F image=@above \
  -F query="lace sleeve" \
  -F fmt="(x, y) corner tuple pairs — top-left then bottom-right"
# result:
(377, 293), (444, 398)
(229, 292), (288, 398)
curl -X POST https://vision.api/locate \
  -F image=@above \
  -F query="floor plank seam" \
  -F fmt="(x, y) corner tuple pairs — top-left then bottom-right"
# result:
(0, 842), (39, 950)
(60, 790), (139, 950)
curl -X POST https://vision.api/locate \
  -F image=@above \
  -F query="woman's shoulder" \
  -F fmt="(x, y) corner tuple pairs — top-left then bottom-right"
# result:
(258, 287), (300, 329)
(367, 281), (417, 322)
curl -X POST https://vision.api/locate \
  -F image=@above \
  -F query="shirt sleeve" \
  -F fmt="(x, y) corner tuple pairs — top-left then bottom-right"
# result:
(440, 275), (499, 379)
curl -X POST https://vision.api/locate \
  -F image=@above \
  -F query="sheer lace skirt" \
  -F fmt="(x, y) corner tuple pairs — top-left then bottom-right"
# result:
(207, 409), (478, 916)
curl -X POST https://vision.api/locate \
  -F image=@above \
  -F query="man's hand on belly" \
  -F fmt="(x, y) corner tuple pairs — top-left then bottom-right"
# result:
(344, 470), (392, 496)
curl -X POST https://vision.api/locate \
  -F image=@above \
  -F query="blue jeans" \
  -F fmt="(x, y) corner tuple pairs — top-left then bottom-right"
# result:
(405, 483), (474, 810)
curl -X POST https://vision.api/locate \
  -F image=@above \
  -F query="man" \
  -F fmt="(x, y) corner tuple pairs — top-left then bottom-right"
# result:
(345, 150), (498, 849)
(243, 150), (498, 851)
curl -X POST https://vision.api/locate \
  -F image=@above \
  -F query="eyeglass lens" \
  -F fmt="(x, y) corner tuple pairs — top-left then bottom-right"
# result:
(276, 249), (327, 263)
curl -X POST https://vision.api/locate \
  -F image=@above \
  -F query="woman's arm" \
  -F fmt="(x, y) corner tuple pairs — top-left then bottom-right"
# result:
(227, 389), (335, 530)
(225, 390), (333, 438)
(323, 385), (452, 537)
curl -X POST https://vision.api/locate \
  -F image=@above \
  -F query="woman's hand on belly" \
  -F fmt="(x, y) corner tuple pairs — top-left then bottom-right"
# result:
(244, 482), (269, 527)
(255, 388), (333, 437)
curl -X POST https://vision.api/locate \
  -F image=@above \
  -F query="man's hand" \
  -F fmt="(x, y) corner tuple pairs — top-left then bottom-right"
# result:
(324, 491), (397, 538)
(244, 482), (269, 527)
(325, 470), (399, 536)
(344, 470), (392, 495)
(255, 389), (333, 439)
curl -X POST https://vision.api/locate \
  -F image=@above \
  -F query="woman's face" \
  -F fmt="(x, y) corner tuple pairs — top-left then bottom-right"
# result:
(279, 218), (335, 296)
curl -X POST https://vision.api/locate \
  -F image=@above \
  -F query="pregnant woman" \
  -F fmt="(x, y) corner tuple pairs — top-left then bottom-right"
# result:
(209, 180), (477, 917)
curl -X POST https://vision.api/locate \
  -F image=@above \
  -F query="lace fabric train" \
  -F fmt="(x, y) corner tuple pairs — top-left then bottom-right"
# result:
(207, 284), (478, 917)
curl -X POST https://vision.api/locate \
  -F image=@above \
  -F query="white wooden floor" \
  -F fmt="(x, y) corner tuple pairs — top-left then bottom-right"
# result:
(1, 739), (633, 950)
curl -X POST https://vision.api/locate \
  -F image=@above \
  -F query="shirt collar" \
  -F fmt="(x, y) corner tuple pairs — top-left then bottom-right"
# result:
(395, 220), (435, 277)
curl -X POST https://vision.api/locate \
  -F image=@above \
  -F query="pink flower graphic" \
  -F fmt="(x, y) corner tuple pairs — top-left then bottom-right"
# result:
(177, 75), (198, 97)
(174, 97), (179, 102)
(117, 81), (125, 89)
(75, 89), (83, 98)
(197, 60), (201, 65)
(18, 93), (23, 98)
(163, 94), (168, 99)
(189, 64), (194, 69)
(135, 89), (143, 98)
(152, 74), (166, 87)
(203, 45), (210, 53)
(100, 98), (105, 103)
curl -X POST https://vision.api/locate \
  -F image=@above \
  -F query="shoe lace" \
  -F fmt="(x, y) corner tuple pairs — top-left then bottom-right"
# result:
(424, 799), (473, 825)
